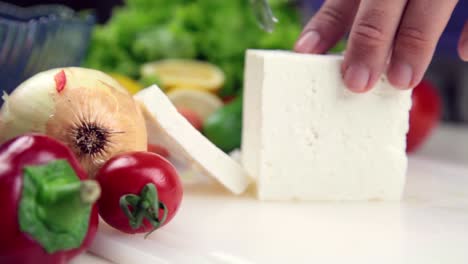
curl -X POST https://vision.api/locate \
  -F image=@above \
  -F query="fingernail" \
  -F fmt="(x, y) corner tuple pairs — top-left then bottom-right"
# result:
(387, 62), (413, 89)
(344, 65), (370, 92)
(294, 31), (320, 53)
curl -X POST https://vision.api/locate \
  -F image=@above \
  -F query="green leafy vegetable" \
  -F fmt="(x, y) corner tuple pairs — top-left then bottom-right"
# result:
(83, 0), (303, 96)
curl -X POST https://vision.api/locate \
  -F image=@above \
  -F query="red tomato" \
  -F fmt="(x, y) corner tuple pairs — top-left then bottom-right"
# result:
(96, 152), (183, 235)
(147, 144), (170, 159)
(407, 80), (442, 153)
(177, 107), (203, 131)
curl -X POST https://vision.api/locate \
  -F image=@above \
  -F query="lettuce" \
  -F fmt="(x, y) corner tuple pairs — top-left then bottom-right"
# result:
(84, 0), (302, 96)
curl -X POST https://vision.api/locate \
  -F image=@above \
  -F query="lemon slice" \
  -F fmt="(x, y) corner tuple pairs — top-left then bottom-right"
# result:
(167, 85), (217, 94)
(108, 73), (143, 95)
(167, 89), (223, 120)
(141, 59), (225, 92)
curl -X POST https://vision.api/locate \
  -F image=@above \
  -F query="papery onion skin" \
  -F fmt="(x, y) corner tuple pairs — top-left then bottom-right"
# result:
(0, 67), (148, 177)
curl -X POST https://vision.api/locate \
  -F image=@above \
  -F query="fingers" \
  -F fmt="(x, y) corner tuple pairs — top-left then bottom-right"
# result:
(342, 0), (408, 92)
(387, 0), (459, 89)
(458, 21), (468, 61)
(294, 0), (359, 54)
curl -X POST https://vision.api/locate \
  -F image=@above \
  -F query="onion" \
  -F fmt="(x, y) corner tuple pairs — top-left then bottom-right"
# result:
(0, 67), (147, 176)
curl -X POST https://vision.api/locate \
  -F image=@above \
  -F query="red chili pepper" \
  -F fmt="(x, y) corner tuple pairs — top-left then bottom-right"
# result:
(0, 134), (100, 264)
(54, 70), (66, 93)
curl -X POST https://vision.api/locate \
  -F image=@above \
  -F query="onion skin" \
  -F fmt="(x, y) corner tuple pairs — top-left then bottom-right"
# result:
(0, 67), (148, 176)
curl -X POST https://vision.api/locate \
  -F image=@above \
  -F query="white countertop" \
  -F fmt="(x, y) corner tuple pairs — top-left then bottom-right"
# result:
(72, 123), (468, 264)
(415, 123), (468, 165)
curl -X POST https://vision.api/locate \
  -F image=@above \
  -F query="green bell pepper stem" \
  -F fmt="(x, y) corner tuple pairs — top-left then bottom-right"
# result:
(36, 179), (100, 232)
(38, 180), (100, 205)
(19, 160), (101, 253)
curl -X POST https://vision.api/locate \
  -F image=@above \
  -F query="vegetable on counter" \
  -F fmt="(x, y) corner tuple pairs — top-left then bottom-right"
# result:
(406, 80), (442, 153)
(83, 0), (302, 97)
(141, 59), (225, 92)
(108, 73), (144, 95)
(168, 89), (223, 122)
(96, 152), (183, 236)
(203, 95), (243, 153)
(0, 134), (100, 264)
(0, 67), (148, 177)
(177, 107), (204, 131)
(147, 143), (170, 159)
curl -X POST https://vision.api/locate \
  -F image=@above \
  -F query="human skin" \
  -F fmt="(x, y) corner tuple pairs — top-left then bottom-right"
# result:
(294, 0), (467, 93)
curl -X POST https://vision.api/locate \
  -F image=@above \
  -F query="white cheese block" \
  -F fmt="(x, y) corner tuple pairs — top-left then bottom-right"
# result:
(135, 86), (251, 195)
(242, 50), (412, 201)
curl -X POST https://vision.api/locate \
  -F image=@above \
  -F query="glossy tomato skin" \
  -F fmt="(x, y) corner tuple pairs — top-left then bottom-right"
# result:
(177, 107), (204, 131)
(96, 152), (183, 234)
(407, 80), (442, 153)
(0, 134), (98, 264)
(147, 143), (170, 159)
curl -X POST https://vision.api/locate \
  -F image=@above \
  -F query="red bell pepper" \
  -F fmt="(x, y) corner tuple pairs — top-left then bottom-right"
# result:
(0, 134), (100, 264)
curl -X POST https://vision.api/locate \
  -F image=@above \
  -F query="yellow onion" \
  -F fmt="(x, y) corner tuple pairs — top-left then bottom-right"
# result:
(0, 67), (147, 176)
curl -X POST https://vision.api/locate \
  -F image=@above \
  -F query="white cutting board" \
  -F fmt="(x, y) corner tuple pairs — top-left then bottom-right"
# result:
(88, 156), (468, 264)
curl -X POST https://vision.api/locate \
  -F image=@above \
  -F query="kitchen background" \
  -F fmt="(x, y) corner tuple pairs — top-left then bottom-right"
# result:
(1, 3), (467, 263)
(1, 0), (467, 123)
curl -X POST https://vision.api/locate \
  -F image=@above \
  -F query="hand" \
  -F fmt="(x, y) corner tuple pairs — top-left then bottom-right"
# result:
(294, 0), (467, 93)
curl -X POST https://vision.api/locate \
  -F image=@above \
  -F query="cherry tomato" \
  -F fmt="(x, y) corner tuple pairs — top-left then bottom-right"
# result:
(147, 144), (170, 159)
(177, 107), (203, 131)
(407, 80), (442, 153)
(96, 152), (183, 236)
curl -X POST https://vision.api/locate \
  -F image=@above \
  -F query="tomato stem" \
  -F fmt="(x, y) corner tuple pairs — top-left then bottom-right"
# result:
(119, 183), (168, 237)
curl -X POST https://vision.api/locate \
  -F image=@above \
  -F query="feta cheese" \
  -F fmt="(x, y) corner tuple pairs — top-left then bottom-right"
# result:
(135, 86), (251, 195)
(242, 50), (412, 201)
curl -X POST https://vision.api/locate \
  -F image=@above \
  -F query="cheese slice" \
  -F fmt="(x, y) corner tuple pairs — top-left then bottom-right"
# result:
(242, 50), (412, 201)
(135, 86), (251, 194)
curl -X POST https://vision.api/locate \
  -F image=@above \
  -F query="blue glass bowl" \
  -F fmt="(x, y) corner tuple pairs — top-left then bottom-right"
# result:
(0, 2), (95, 98)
